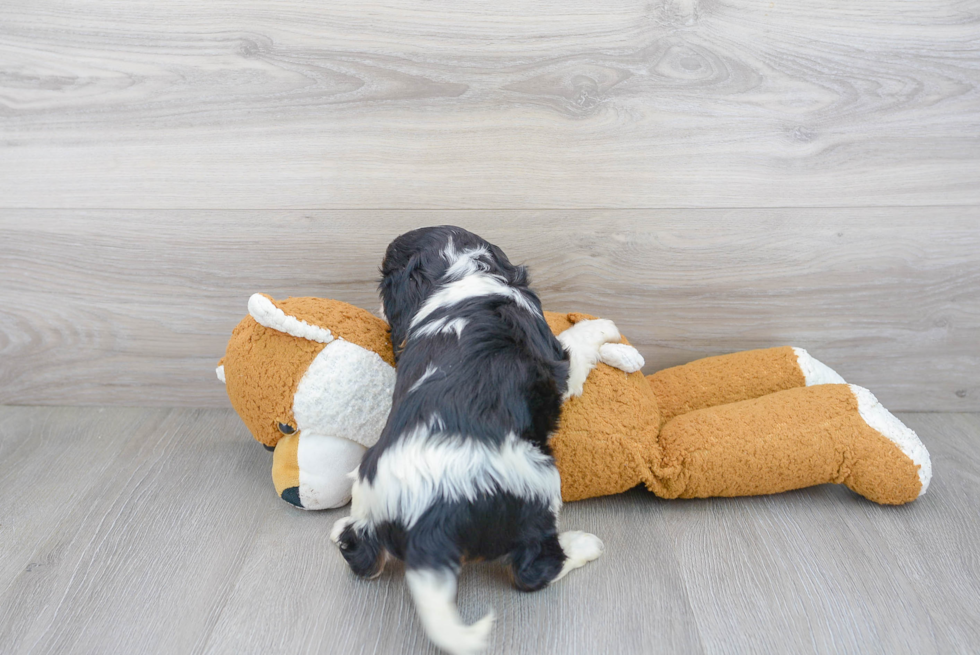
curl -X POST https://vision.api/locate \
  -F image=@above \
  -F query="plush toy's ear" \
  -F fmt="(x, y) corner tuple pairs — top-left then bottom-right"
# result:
(247, 293), (335, 343)
(243, 294), (395, 367)
(216, 356), (226, 383)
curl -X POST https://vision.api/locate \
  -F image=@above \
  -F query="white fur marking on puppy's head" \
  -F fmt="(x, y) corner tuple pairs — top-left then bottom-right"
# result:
(410, 273), (536, 329)
(247, 293), (335, 343)
(443, 245), (491, 282)
(441, 236), (456, 262)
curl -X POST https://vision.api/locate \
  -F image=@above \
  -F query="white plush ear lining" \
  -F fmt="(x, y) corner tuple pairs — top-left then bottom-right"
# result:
(247, 293), (335, 344)
(215, 365), (226, 383)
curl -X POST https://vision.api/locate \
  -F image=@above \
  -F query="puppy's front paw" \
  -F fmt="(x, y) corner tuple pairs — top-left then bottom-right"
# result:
(330, 516), (355, 547)
(599, 343), (645, 373)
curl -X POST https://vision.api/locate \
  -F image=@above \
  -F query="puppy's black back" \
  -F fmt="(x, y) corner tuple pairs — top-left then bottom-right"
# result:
(361, 226), (570, 564)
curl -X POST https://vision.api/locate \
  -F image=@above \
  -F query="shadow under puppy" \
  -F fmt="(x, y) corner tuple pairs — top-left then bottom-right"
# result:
(331, 226), (622, 655)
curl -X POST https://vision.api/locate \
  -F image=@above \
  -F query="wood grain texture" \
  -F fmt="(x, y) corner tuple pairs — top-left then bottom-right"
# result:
(1, 406), (978, 654)
(1, 209), (977, 410)
(1, 0), (978, 208)
(0, 407), (271, 654)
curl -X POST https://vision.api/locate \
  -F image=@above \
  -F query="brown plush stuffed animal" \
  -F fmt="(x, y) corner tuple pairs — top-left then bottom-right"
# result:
(218, 294), (931, 509)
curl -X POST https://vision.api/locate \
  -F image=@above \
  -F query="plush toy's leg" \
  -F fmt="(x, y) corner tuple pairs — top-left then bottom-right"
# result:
(651, 384), (931, 505)
(272, 432), (366, 509)
(648, 346), (845, 424)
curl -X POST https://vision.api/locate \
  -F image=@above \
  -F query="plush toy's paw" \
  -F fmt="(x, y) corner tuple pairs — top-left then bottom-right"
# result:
(558, 319), (623, 400)
(849, 384), (932, 499)
(598, 343), (645, 373)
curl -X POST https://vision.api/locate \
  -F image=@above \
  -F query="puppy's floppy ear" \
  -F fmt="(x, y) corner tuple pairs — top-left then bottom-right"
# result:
(488, 244), (529, 287)
(379, 252), (437, 359)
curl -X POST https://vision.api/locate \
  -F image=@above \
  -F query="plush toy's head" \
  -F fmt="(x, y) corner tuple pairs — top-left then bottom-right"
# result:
(218, 294), (397, 509)
(218, 294), (395, 447)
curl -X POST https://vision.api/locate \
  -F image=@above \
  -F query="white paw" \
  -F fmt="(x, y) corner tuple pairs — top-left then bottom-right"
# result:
(330, 516), (355, 546)
(564, 376), (587, 400)
(598, 343), (645, 373)
(559, 530), (605, 564)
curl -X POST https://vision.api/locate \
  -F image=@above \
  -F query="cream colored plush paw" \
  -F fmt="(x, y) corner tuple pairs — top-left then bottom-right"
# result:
(599, 343), (645, 373)
(558, 319), (623, 399)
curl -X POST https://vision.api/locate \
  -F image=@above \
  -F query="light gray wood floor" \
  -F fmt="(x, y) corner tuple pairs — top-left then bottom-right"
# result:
(1, 406), (977, 655)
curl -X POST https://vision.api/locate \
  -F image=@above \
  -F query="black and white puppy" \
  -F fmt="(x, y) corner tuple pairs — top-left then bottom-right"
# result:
(331, 226), (637, 655)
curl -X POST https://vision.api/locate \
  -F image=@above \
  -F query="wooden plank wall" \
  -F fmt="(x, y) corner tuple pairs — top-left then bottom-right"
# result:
(1, 1), (978, 410)
(1, 210), (977, 410)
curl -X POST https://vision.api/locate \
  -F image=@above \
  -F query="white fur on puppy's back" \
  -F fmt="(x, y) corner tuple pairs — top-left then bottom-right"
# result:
(406, 568), (495, 655)
(350, 426), (562, 528)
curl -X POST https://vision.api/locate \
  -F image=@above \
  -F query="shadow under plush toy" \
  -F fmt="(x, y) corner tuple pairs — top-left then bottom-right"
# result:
(217, 293), (931, 510)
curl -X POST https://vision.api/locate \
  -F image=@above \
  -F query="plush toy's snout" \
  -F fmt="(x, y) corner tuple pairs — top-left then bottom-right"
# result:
(272, 430), (368, 508)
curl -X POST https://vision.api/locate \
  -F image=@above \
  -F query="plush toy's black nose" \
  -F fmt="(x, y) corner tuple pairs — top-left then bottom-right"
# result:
(263, 444), (275, 452)
(281, 487), (303, 508)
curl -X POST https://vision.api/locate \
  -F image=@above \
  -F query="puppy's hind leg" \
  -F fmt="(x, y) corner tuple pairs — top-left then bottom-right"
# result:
(552, 531), (604, 584)
(405, 566), (495, 655)
(509, 532), (567, 592)
(510, 530), (604, 590)
(331, 517), (387, 579)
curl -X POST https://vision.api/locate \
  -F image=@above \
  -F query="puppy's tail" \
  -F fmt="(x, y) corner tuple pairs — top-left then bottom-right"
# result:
(406, 567), (495, 655)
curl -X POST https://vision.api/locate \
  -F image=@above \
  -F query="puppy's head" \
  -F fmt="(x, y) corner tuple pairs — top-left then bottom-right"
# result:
(379, 226), (529, 357)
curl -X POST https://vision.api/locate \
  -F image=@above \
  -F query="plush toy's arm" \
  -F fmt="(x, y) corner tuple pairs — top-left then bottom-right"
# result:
(647, 346), (843, 424)
(556, 318), (626, 400)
